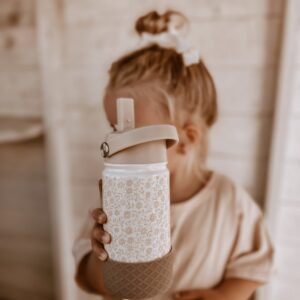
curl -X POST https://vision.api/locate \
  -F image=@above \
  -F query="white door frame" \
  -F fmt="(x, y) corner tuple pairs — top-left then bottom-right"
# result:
(36, 0), (76, 299)
(258, 0), (299, 299)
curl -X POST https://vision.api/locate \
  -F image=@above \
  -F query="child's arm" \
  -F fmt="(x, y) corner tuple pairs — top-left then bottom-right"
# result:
(216, 278), (261, 300)
(75, 251), (107, 294)
(173, 278), (261, 300)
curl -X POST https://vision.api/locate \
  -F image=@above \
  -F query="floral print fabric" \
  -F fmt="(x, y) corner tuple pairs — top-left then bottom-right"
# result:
(103, 169), (171, 263)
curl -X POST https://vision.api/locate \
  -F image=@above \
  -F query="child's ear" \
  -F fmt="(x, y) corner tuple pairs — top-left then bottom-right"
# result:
(176, 123), (201, 154)
(183, 123), (201, 144)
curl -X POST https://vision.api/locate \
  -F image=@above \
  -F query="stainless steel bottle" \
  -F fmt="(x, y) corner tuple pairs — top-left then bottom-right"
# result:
(100, 98), (178, 299)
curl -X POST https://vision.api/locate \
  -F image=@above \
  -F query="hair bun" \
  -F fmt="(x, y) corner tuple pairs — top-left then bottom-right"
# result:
(135, 10), (189, 37)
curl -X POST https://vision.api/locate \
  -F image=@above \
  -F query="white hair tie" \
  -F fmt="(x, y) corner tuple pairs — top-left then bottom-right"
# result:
(182, 48), (200, 66)
(139, 29), (200, 66)
(140, 32), (180, 50)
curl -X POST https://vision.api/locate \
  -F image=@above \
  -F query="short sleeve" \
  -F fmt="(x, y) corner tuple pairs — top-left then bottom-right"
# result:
(224, 188), (275, 283)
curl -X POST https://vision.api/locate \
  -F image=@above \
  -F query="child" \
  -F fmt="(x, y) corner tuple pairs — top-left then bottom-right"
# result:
(72, 10), (274, 300)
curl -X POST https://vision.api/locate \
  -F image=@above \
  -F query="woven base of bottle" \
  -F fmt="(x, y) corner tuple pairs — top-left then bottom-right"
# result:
(102, 248), (173, 299)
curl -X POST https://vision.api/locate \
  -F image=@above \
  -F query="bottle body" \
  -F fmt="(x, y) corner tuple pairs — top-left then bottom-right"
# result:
(102, 162), (171, 263)
(100, 98), (178, 298)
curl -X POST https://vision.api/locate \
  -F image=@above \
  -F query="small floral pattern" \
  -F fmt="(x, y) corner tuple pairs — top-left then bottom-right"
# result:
(103, 170), (171, 263)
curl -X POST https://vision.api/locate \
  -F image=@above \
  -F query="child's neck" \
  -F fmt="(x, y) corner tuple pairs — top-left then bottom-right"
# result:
(170, 169), (212, 204)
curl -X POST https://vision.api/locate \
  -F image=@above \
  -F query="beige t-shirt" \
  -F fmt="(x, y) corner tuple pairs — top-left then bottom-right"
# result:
(72, 171), (274, 299)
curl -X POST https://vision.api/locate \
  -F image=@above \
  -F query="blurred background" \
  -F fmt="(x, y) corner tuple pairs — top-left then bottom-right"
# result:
(0, 0), (299, 299)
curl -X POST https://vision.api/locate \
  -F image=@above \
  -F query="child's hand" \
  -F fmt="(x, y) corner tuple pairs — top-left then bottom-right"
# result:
(173, 289), (227, 300)
(90, 179), (111, 261)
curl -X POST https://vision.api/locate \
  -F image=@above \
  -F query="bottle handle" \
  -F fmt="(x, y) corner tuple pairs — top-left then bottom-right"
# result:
(100, 124), (178, 158)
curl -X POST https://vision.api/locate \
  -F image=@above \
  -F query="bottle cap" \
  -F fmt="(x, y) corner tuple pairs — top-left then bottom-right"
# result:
(100, 98), (179, 164)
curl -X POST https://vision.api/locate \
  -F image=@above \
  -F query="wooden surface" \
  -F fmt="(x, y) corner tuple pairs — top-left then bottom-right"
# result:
(0, 116), (43, 143)
(0, 137), (54, 300)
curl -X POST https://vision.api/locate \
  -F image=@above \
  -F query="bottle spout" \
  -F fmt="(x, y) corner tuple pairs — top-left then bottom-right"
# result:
(115, 98), (135, 131)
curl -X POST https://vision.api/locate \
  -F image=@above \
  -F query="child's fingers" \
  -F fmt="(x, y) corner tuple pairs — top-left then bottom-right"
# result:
(173, 289), (210, 300)
(90, 208), (107, 224)
(91, 238), (108, 261)
(92, 224), (111, 244)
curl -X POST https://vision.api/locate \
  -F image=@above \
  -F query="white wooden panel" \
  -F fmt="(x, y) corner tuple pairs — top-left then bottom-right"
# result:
(296, 30), (300, 66)
(212, 66), (276, 115)
(286, 118), (300, 161)
(189, 18), (281, 67)
(281, 163), (300, 199)
(63, 0), (283, 26)
(63, 18), (281, 67)
(210, 115), (272, 159)
(0, 27), (38, 68)
(270, 280), (300, 300)
(291, 69), (300, 115)
(72, 184), (100, 216)
(70, 146), (102, 184)
(62, 23), (138, 68)
(160, 0), (283, 19)
(71, 184), (100, 240)
(272, 244), (300, 283)
(277, 206), (300, 242)
(63, 0), (157, 26)
(66, 109), (109, 146)
(63, 69), (107, 109)
(0, 71), (41, 116)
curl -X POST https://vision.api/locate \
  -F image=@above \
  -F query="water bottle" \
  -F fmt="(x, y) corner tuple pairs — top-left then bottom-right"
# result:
(100, 98), (178, 299)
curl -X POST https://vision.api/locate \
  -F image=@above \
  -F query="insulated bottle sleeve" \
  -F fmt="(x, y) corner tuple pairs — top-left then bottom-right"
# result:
(102, 248), (174, 299)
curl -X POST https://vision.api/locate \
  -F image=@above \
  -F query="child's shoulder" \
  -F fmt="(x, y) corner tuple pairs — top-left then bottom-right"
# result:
(212, 170), (263, 217)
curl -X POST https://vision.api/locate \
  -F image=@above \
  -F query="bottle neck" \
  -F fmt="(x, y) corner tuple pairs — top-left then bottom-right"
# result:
(103, 162), (168, 175)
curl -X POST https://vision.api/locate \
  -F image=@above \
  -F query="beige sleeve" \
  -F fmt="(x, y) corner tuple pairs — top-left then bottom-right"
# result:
(224, 188), (275, 283)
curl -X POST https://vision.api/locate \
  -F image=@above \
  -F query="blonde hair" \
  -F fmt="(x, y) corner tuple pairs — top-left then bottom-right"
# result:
(104, 10), (218, 181)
